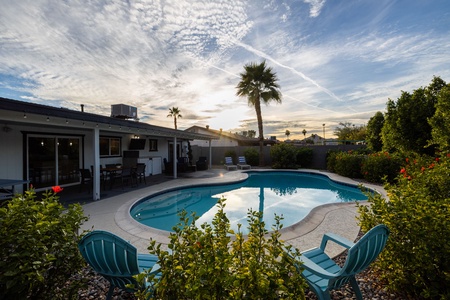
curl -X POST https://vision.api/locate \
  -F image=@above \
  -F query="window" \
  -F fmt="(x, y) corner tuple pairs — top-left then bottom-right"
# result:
(149, 139), (158, 151)
(100, 137), (121, 156)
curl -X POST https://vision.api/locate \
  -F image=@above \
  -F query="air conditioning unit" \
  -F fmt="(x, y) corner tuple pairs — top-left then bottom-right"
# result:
(111, 104), (138, 120)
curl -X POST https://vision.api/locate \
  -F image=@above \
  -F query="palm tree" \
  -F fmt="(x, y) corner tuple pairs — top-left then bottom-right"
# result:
(285, 129), (290, 140)
(236, 61), (282, 166)
(167, 107), (182, 130)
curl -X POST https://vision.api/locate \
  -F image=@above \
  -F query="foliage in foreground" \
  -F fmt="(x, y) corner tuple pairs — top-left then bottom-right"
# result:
(358, 154), (450, 299)
(0, 188), (88, 299)
(137, 198), (306, 300)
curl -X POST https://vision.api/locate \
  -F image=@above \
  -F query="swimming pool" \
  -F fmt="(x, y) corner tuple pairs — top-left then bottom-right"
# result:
(130, 171), (368, 234)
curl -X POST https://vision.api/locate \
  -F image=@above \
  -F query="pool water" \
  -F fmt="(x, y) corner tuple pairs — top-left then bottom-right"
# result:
(130, 171), (368, 234)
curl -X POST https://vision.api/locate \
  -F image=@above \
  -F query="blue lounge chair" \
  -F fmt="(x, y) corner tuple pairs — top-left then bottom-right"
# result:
(78, 230), (159, 300)
(224, 156), (237, 170)
(237, 156), (251, 170)
(299, 224), (389, 300)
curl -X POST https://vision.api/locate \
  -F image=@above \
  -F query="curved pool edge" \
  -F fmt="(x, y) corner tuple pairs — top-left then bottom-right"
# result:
(114, 169), (386, 250)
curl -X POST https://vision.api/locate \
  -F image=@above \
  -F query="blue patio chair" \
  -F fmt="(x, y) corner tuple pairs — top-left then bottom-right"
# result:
(237, 156), (251, 170)
(299, 224), (389, 300)
(78, 230), (159, 300)
(224, 156), (237, 170)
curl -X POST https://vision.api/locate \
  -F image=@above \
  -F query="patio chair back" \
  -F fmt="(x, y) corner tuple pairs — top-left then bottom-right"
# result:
(78, 230), (159, 300)
(301, 224), (389, 300)
(78, 231), (141, 298)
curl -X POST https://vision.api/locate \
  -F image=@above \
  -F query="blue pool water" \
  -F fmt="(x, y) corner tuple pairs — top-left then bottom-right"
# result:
(130, 171), (368, 234)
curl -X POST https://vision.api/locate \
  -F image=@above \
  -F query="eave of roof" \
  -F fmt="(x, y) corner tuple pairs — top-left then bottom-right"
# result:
(0, 97), (217, 140)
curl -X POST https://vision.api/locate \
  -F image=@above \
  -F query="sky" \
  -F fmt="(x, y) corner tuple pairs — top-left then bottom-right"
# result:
(1, 0), (449, 140)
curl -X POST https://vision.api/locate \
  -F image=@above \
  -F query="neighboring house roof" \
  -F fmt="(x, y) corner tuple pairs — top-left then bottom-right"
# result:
(184, 125), (277, 146)
(0, 97), (217, 141)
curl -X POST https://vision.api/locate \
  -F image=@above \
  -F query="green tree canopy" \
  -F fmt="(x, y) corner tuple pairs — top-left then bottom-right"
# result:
(236, 61), (281, 166)
(381, 76), (446, 155)
(366, 111), (384, 151)
(334, 122), (366, 143)
(429, 85), (450, 152)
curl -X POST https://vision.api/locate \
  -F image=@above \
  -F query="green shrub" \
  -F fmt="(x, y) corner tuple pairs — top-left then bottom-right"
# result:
(270, 143), (298, 169)
(138, 198), (306, 299)
(224, 149), (237, 163)
(0, 188), (88, 299)
(332, 151), (365, 178)
(358, 154), (450, 299)
(296, 147), (313, 168)
(243, 147), (259, 166)
(361, 152), (403, 184)
(326, 150), (339, 172)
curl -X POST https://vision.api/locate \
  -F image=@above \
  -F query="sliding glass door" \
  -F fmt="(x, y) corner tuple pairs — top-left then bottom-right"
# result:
(28, 135), (81, 189)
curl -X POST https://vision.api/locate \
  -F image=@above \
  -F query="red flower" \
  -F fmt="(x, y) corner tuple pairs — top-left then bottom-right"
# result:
(195, 241), (202, 248)
(400, 168), (406, 174)
(447, 153), (450, 158)
(429, 163), (435, 169)
(435, 157), (440, 162)
(421, 166), (426, 172)
(52, 186), (63, 193)
(405, 158), (409, 163)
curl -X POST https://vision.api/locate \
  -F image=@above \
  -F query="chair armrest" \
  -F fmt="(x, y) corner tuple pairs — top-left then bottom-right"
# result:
(320, 232), (354, 251)
(301, 255), (337, 279)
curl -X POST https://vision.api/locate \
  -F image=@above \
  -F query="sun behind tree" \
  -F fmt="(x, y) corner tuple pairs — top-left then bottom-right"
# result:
(167, 107), (182, 130)
(236, 61), (282, 166)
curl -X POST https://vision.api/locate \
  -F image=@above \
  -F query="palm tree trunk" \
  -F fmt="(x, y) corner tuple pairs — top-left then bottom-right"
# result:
(254, 99), (264, 166)
(174, 117), (177, 130)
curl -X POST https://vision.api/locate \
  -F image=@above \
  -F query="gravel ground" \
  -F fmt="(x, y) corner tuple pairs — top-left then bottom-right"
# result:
(76, 232), (403, 300)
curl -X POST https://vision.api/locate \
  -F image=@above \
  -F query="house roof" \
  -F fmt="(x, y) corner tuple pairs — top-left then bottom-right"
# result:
(184, 125), (277, 145)
(0, 97), (217, 141)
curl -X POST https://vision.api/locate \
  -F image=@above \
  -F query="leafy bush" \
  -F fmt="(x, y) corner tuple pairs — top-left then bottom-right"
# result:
(0, 188), (88, 299)
(243, 147), (259, 166)
(326, 150), (339, 172)
(296, 147), (313, 168)
(138, 198), (306, 299)
(270, 143), (298, 169)
(358, 154), (450, 299)
(361, 152), (403, 184)
(224, 149), (237, 163)
(332, 151), (365, 178)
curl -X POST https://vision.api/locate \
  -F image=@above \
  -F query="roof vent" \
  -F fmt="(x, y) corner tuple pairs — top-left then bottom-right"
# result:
(111, 104), (138, 120)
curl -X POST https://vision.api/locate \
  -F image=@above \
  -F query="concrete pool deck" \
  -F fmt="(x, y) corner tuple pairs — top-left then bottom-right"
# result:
(79, 169), (387, 258)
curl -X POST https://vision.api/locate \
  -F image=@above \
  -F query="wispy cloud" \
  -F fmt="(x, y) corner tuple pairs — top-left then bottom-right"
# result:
(0, 0), (449, 138)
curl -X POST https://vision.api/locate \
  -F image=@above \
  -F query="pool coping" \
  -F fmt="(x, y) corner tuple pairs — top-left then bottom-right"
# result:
(80, 169), (386, 257)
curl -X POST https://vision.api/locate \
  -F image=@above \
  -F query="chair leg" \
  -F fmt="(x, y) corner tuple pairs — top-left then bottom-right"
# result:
(106, 284), (114, 300)
(350, 276), (363, 300)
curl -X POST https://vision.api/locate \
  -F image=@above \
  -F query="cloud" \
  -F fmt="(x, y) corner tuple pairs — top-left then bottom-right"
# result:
(0, 0), (449, 139)
(303, 0), (326, 17)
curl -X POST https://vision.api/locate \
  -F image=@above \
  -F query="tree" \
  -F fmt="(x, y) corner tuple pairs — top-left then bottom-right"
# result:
(381, 76), (446, 155)
(285, 129), (290, 139)
(334, 122), (366, 143)
(429, 85), (450, 152)
(236, 61), (282, 166)
(248, 130), (256, 138)
(366, 112), (384, 151)
(167, 107), (182, 130)
(302, 129), (307, 138)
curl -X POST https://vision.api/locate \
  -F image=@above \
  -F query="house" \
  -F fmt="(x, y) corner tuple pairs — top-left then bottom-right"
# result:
(185, 125), (277, 147)
(0, 97), (216, 200)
